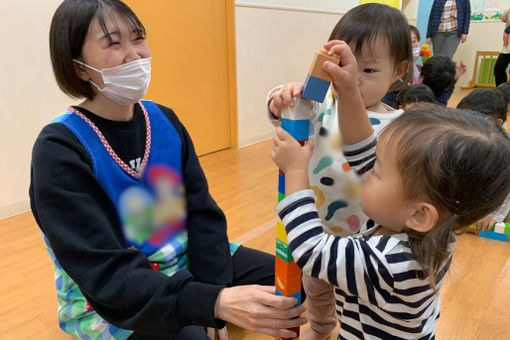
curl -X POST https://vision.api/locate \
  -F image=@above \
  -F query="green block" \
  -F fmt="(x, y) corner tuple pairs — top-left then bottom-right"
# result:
(276, 239), (294, 262)
(505, 224), (510, 235)
(278, 192), (285, 202)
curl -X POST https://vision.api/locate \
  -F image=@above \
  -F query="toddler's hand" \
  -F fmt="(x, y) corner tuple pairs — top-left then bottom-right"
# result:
(322, 40), (359, 98)
(270, 83), (304, 118)
(272, 127), (313, 175)
(475, 216), (496, 232)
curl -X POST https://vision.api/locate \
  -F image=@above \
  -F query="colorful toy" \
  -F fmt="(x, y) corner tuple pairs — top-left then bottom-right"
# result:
(468, 222), (510, 242)
(275, 48), (339, 340)
(276, 97), (310, 340)
(420, 44), (432, 64)
(302, 49), (340, 103)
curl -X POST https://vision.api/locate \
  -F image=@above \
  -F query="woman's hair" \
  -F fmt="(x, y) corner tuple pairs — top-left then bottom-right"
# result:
(409, 25), (421, 41)
(396, 84), (435, 107)
(380, 105), (510, 290)
(421, 56), (456, 94)
(328, 3), (412, 90)
(49, 0), (145, 100)
(457, 88), (508, 123)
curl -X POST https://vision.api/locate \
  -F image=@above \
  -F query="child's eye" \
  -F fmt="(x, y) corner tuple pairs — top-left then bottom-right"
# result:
(363, 68), (376, 74)
(108, 41), (120, 47)
(135, 36), (145, 41)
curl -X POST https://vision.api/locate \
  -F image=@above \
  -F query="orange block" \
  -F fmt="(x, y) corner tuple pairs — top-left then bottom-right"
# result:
(275, 256), (301, 279)
(308, 49), (340, 82)
(275, 273), (302, 296)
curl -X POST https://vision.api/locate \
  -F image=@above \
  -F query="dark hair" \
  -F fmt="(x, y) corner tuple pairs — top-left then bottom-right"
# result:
(421, 56), (456, 93)
(396, 84), (435, 107)
(328, 3), (412, 90)
(496, 82), (510, 103)
(49, 0), (146, 100)
(409, 25), (420, 41)
(380, 105), (510, 290)
(457, 88), (508, 123)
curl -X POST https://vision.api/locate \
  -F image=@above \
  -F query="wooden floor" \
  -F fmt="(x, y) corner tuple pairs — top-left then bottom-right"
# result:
(3, 86), (510, 340)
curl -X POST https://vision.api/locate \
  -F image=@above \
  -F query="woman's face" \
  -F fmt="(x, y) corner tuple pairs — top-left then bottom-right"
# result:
(76, 11), (151, 88)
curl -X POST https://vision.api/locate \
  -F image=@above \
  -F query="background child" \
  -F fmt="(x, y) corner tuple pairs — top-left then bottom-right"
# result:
(396, 84), (435, 109)
(272, 40), (510, 339)
(496, 82), (510, 126)
(30, 1), (306, 339)
(420, 55), (456, 105)
(267, 3), (411, 339)
(457, 88), (510, 230)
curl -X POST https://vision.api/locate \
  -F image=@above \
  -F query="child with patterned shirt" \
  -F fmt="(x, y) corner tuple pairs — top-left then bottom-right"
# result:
(267, 4), (411, 339)
(272, 39), (510, 340)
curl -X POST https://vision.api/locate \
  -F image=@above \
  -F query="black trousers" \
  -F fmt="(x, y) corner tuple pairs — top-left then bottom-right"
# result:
(128, 246), (275, 339)
(494, 53), (510, 86)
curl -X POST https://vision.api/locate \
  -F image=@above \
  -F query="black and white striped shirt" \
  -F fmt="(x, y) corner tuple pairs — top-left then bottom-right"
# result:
(276, 134), (455, 340)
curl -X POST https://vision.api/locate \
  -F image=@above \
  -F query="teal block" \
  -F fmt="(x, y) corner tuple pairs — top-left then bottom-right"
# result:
(281, 118), (310, 142)
(479, 230), (509, 242)
(275, 288), (301, 306)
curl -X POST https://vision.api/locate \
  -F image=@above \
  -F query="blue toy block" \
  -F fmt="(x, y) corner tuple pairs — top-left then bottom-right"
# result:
(278, 172), (285, 196)
(281, 118), (310, 142)
(302, 74), (330, 103)
(275, 288), (302, 306)
(479, 230), (509, 242)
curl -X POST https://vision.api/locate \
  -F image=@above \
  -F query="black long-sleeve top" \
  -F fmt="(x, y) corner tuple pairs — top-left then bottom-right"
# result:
(29, 103), (232, 334)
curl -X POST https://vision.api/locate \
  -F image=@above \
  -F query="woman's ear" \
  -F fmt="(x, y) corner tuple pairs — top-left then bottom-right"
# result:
(74, 61), (90, 82)
(405, 202), (439, 233)
(393, 60), (410, 83)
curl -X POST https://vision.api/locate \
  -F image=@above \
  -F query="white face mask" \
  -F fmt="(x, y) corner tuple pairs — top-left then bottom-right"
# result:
(74, 58), (151, 105)
(412, 47), (421, 60)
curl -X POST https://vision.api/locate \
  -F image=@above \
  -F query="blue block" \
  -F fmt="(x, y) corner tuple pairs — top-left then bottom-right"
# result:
(479, 231), (509, 242)
(278, 173), (285, 195)
(302, 73), (330, 103)
(275, 288), (301, 306)
(281, 118), (310, 142)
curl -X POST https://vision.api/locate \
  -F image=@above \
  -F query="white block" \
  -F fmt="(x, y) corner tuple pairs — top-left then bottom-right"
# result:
(494, 222), (505, 234)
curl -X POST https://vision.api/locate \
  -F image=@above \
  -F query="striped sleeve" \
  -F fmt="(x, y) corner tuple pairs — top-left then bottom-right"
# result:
(276, 190), (393, 299)
(342, 133), (377, 175)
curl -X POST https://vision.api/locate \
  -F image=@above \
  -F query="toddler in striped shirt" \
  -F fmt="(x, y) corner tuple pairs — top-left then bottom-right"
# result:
(272, 40), (510, 339)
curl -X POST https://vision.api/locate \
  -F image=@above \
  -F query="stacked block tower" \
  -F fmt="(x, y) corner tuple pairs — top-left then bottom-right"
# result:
(276, 49), (339, 340)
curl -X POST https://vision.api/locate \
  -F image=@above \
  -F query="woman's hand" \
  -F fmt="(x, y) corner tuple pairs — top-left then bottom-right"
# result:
(214, 285), (307, 339)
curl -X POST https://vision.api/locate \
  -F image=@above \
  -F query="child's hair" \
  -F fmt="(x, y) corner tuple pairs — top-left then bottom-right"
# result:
(50, 0), (145, 100)
(328, 3), (412, 90)
(380, 105), (510, 290)
(496, 82), (510, 104)
(421, 56), (456, 94)
(409, 25), (420, 41)
(396, 84), (435, 107)
(457, 88), (508, 123)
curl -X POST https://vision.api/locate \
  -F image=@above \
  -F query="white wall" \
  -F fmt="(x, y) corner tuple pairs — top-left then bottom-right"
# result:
(0, 0), (80, 218)
(235, 4), (343, 146)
